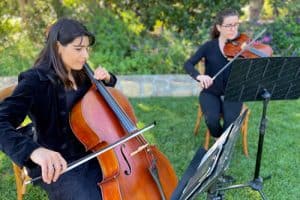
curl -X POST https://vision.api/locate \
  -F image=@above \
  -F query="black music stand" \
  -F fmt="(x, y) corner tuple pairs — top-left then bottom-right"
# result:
(171, 110), (248, 200)
(218, 57), (300, 200)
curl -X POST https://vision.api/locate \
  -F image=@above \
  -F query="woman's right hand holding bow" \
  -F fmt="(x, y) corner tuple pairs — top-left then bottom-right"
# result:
(196, 74), (213, 89)
(30, 147), (67, 184)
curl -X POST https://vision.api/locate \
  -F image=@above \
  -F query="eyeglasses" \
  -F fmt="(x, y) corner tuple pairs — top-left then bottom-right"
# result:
(221, 23), (240, 29)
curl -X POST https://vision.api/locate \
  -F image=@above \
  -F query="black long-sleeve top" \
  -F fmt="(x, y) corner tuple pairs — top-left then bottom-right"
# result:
(0, 65), (117, 168)
(184, 39), (232, 96)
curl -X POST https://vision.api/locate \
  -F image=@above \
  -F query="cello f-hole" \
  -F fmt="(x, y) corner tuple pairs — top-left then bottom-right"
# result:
(120, 144), (132, 175)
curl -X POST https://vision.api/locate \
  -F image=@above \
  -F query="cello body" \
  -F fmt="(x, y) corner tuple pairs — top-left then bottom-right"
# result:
(70, 83), (178, 199)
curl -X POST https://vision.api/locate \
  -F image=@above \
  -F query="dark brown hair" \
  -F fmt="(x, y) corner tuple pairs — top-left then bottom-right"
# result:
(34, 18), (95, 88)
(210, 9), (239, 39)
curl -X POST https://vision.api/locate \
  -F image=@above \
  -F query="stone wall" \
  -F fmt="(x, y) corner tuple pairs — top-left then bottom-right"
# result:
(0, 75), (200, 97)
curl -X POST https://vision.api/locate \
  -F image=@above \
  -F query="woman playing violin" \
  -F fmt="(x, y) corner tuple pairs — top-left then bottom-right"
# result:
(0, 18), (116, 199)
(184, 8), (243, 138)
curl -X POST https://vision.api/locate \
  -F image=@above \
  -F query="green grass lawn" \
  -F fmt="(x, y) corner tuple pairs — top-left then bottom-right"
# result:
(1, 97), (299, 199)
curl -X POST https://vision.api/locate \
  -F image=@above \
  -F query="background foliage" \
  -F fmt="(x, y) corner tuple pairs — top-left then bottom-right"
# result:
(0, 0), (299, 76)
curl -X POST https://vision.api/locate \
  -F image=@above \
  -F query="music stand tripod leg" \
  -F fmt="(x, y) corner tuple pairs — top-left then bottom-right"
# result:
(249, 89), (271, 199)
(209, 89), (272, 200)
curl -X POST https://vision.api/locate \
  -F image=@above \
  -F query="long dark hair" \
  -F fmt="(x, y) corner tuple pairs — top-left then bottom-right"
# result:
(34, 18), (95, 88)
(210, 9), (239, 39)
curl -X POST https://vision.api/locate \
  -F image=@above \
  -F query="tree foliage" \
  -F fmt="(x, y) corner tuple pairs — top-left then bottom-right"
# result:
(103, 0), (247, 38)
(0, 0), (299, 76)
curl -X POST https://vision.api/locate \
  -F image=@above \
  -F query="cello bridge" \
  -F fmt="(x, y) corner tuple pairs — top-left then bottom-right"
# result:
(130, 144), (149, 157)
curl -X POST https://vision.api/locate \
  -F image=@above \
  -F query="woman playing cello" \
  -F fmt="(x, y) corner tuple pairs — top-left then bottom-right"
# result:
(0, 17), (178, 200)
(0, 18), (116, 199)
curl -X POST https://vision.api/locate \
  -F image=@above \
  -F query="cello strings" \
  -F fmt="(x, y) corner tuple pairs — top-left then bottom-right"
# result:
(84, 64), (137, 133)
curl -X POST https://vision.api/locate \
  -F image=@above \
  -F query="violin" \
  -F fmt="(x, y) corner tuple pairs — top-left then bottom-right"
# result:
(211, 29), (272, 81)
(224, 33), (273, 59)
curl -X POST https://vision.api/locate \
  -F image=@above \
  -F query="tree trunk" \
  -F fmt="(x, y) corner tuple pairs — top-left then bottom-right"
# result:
(249, 0), (264, 24)
(18, 0), (27, 23)
(51, 0), (64, 18)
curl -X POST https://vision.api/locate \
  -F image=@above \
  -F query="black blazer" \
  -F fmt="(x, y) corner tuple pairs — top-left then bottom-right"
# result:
(0, 66), (117, 168)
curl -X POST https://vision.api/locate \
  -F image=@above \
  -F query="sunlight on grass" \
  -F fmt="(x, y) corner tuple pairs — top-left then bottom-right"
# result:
(144, 131), (158, 144)
(0, 152), (6, 160)
(136, 120), (158, 144)
(137, 103), (152, 112)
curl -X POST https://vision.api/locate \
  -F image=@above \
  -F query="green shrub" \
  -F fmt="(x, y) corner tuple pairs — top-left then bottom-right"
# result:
(0, 7), (201, 76)
(266, 17), (300, 56)
(86, 9), (192, 75)
(0, 35), (38, 76)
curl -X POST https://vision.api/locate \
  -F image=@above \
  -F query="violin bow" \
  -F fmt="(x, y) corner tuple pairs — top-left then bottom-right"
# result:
(212, 28), (267, 81)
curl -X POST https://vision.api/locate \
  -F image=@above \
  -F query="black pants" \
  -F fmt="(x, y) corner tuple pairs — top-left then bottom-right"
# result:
(32, 158), (102, 200)
(199, 92), (242, 138)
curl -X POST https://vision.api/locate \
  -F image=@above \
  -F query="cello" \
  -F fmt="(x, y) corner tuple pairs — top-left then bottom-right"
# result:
(69, 63), (178, 200)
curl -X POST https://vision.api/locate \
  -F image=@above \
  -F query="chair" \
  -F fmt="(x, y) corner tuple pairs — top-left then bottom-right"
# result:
(193, 104), (250, 157)
(0, 85), (16, 101)
(12, 163), (30, 200)
(0, 84), (29, 200)
(193, 59), (250, 156)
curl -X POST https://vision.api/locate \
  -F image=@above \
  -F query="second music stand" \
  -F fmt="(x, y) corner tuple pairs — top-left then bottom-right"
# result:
(172, 110), (248, 200)
(218, 57), (300, 199)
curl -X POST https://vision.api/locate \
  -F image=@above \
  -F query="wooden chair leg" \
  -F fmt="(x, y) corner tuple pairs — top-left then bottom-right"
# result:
(0, 85), (16, 101)
(2, 87), (29, 200)
(12, 163), (24, 200)
(241, 109), (250, 157)
(194, 103), (250, 157)
(193, 105), (210, 150)
(204, 129), (210, 150)
(12, 163), (30, 200)
(193, 105), (203, 135)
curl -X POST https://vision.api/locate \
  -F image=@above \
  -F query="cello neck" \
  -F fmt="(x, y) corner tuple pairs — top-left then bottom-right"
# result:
(84, 63), (138, 133)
